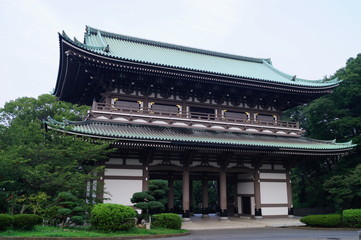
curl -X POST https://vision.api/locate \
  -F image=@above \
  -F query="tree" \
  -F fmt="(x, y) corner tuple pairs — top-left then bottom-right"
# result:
(0, 94), (112, 214)
(283, 54), (361, 210)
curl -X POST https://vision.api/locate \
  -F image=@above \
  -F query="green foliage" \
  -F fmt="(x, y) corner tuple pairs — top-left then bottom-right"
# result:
(284, 54), (361, 210)
(0, 214), (13, 231)
(147, 201), (165, 213)
(131, 192), (155, 203)
(91, 203), (137, 232)
(323, 165), (361, 210)
(131, 182), (167, 216)
(13, 214), (43, 230)
(44, 192), (85, 227)
(152, 213), (182, 229)
(0, 94), (112, 214)
(342, 209), (361, 227)
(300, 214), (342, 227)
(148, 180), (168, 207)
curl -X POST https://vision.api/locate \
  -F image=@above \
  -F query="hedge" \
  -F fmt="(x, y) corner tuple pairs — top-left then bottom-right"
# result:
(342, 209), (361, 228)
(13, 214), (43, 230)
(0, 214), (13, 231)
(152, 213), (182, 229)
(91, 203), (137, 232)
(300, 214), (342, 227)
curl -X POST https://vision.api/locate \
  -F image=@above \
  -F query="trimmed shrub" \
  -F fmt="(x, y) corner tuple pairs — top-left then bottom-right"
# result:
(342, 209), (361, 227)
(91, 203), (137, 232)
(13, 214), (43, 230)
(152, 213), (182, 229)
(0, 214), (13, 231)
(300, 214), (342, 227)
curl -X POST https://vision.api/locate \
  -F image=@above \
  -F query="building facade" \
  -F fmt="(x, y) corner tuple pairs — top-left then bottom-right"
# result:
(48, 26), (354, 220)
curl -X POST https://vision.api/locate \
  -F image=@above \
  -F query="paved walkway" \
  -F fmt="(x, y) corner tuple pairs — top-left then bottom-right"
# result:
(182, 214), (305, 230)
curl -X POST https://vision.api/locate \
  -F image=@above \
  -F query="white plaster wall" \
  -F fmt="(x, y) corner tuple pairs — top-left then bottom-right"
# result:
(251, 197), (255, 215)
(259, 173), (286, 180)
(243, 163), (253, 169)
(260, 164), (272, 170)
(237, 197), (242, 214)
(237, 174), (253, 179)
(262, 207), (288, 216)
(127, 159), (142, 166)
(104, 169), (142, 177)
(107, 158), (122, 165)
(274, 164), (285, 170)
(104, 180), (142, 205)
(237, 182), (254, 195)
(260, 182), (287, 204)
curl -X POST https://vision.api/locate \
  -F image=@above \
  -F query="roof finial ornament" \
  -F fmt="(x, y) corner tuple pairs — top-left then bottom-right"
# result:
(104, 44), (110, 53)
(291, 75), (297, 81)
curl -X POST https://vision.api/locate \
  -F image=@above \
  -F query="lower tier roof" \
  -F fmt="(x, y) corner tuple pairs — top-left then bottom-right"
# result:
(44, 118), (355, 153)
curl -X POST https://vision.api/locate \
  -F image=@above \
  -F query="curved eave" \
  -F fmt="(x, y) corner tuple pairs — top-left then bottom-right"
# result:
(57, 34), (340, 92)
(45, 119), (355, 155)
(47, 126), (355, 155)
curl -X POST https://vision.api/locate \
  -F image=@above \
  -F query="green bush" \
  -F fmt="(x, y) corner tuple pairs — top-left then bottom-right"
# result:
(300, 214), (342, 227)
(0, 214), (13, 231)
(152, 213), (182, 229)
(91, 203), (137, 232)
(13, 214), (43, 230)
(342, 209), (361, 227)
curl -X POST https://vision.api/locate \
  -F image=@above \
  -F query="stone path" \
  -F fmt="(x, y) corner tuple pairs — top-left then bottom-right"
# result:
(181, 214), (305, 230)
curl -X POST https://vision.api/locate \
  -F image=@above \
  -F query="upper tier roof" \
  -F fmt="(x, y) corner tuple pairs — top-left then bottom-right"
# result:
(60, 26), (340, 88)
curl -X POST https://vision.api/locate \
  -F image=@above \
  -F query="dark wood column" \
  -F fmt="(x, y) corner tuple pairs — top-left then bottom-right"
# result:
(180, 150), (194, 221)
(140, 148), (154, 192)
(182, 168), (190, 220)
(286, 168), (294, 217)
(202, 177), (209, 217)
(219, 169), (228, 220)
(217, 152), (231, 220)
(253, 169), (262, 218)
(168, 177), (174, 212)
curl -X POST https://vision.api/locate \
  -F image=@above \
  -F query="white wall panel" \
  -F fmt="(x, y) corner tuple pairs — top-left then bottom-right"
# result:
(262, 207), (288, 216)
(237, 174), (253, 179)
(274, 164), (285, 170)
(237, 182), (254, 195)
(260, 182), (287, 204)
(260, 173), (286, 179)
(126, 159), (142, 166)
(260, 164), (272, 170)
(107, 158), (122, 165)
(104, 180), (142, 205)
(104, 169), (142, 177)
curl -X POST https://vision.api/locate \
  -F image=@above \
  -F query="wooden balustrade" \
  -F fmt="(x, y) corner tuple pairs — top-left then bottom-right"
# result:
(91, 102), (300, 129)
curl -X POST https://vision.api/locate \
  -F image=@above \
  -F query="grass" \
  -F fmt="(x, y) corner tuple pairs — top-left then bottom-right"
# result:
(0, 225), (188, 237)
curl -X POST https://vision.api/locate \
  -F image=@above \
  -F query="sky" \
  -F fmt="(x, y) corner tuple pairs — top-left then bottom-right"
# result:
(1, 0), (361, 108)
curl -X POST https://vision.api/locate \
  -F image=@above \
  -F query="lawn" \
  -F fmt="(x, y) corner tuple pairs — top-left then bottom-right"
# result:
(0, 226), (188, 237)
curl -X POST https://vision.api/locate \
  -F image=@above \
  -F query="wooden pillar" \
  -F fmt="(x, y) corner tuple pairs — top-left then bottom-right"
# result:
(189, 179), (193, 213)
(142, 165), (149, 191)
(254, 169), (262, 218)
(286, 169), (294, 217)
(202, 178), (209, 217)
(168, 177), (174, 212)
(182, 168), (191, 220)
(219, 169), (228, 220)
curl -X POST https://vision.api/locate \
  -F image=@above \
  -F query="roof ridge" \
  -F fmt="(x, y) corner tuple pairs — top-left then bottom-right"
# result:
(85, 25), (267, 64)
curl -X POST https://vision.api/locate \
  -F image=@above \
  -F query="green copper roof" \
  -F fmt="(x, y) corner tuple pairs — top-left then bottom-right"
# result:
(60, 26), (340, 88)
(45, 118), (355, 151)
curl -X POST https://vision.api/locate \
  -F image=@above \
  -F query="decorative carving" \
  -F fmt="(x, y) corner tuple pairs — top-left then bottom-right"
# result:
(179, 150), (196, 168)
(217, 151), (233, 169)
(139, 148), (155, 165)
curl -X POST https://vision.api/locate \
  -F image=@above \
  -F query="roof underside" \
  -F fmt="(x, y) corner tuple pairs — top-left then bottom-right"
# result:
(59, 26), (340, 88)
(45, 118), (355, 152)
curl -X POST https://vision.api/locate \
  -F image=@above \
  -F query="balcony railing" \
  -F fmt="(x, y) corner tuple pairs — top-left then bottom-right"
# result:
(91, 102), (300, 130)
